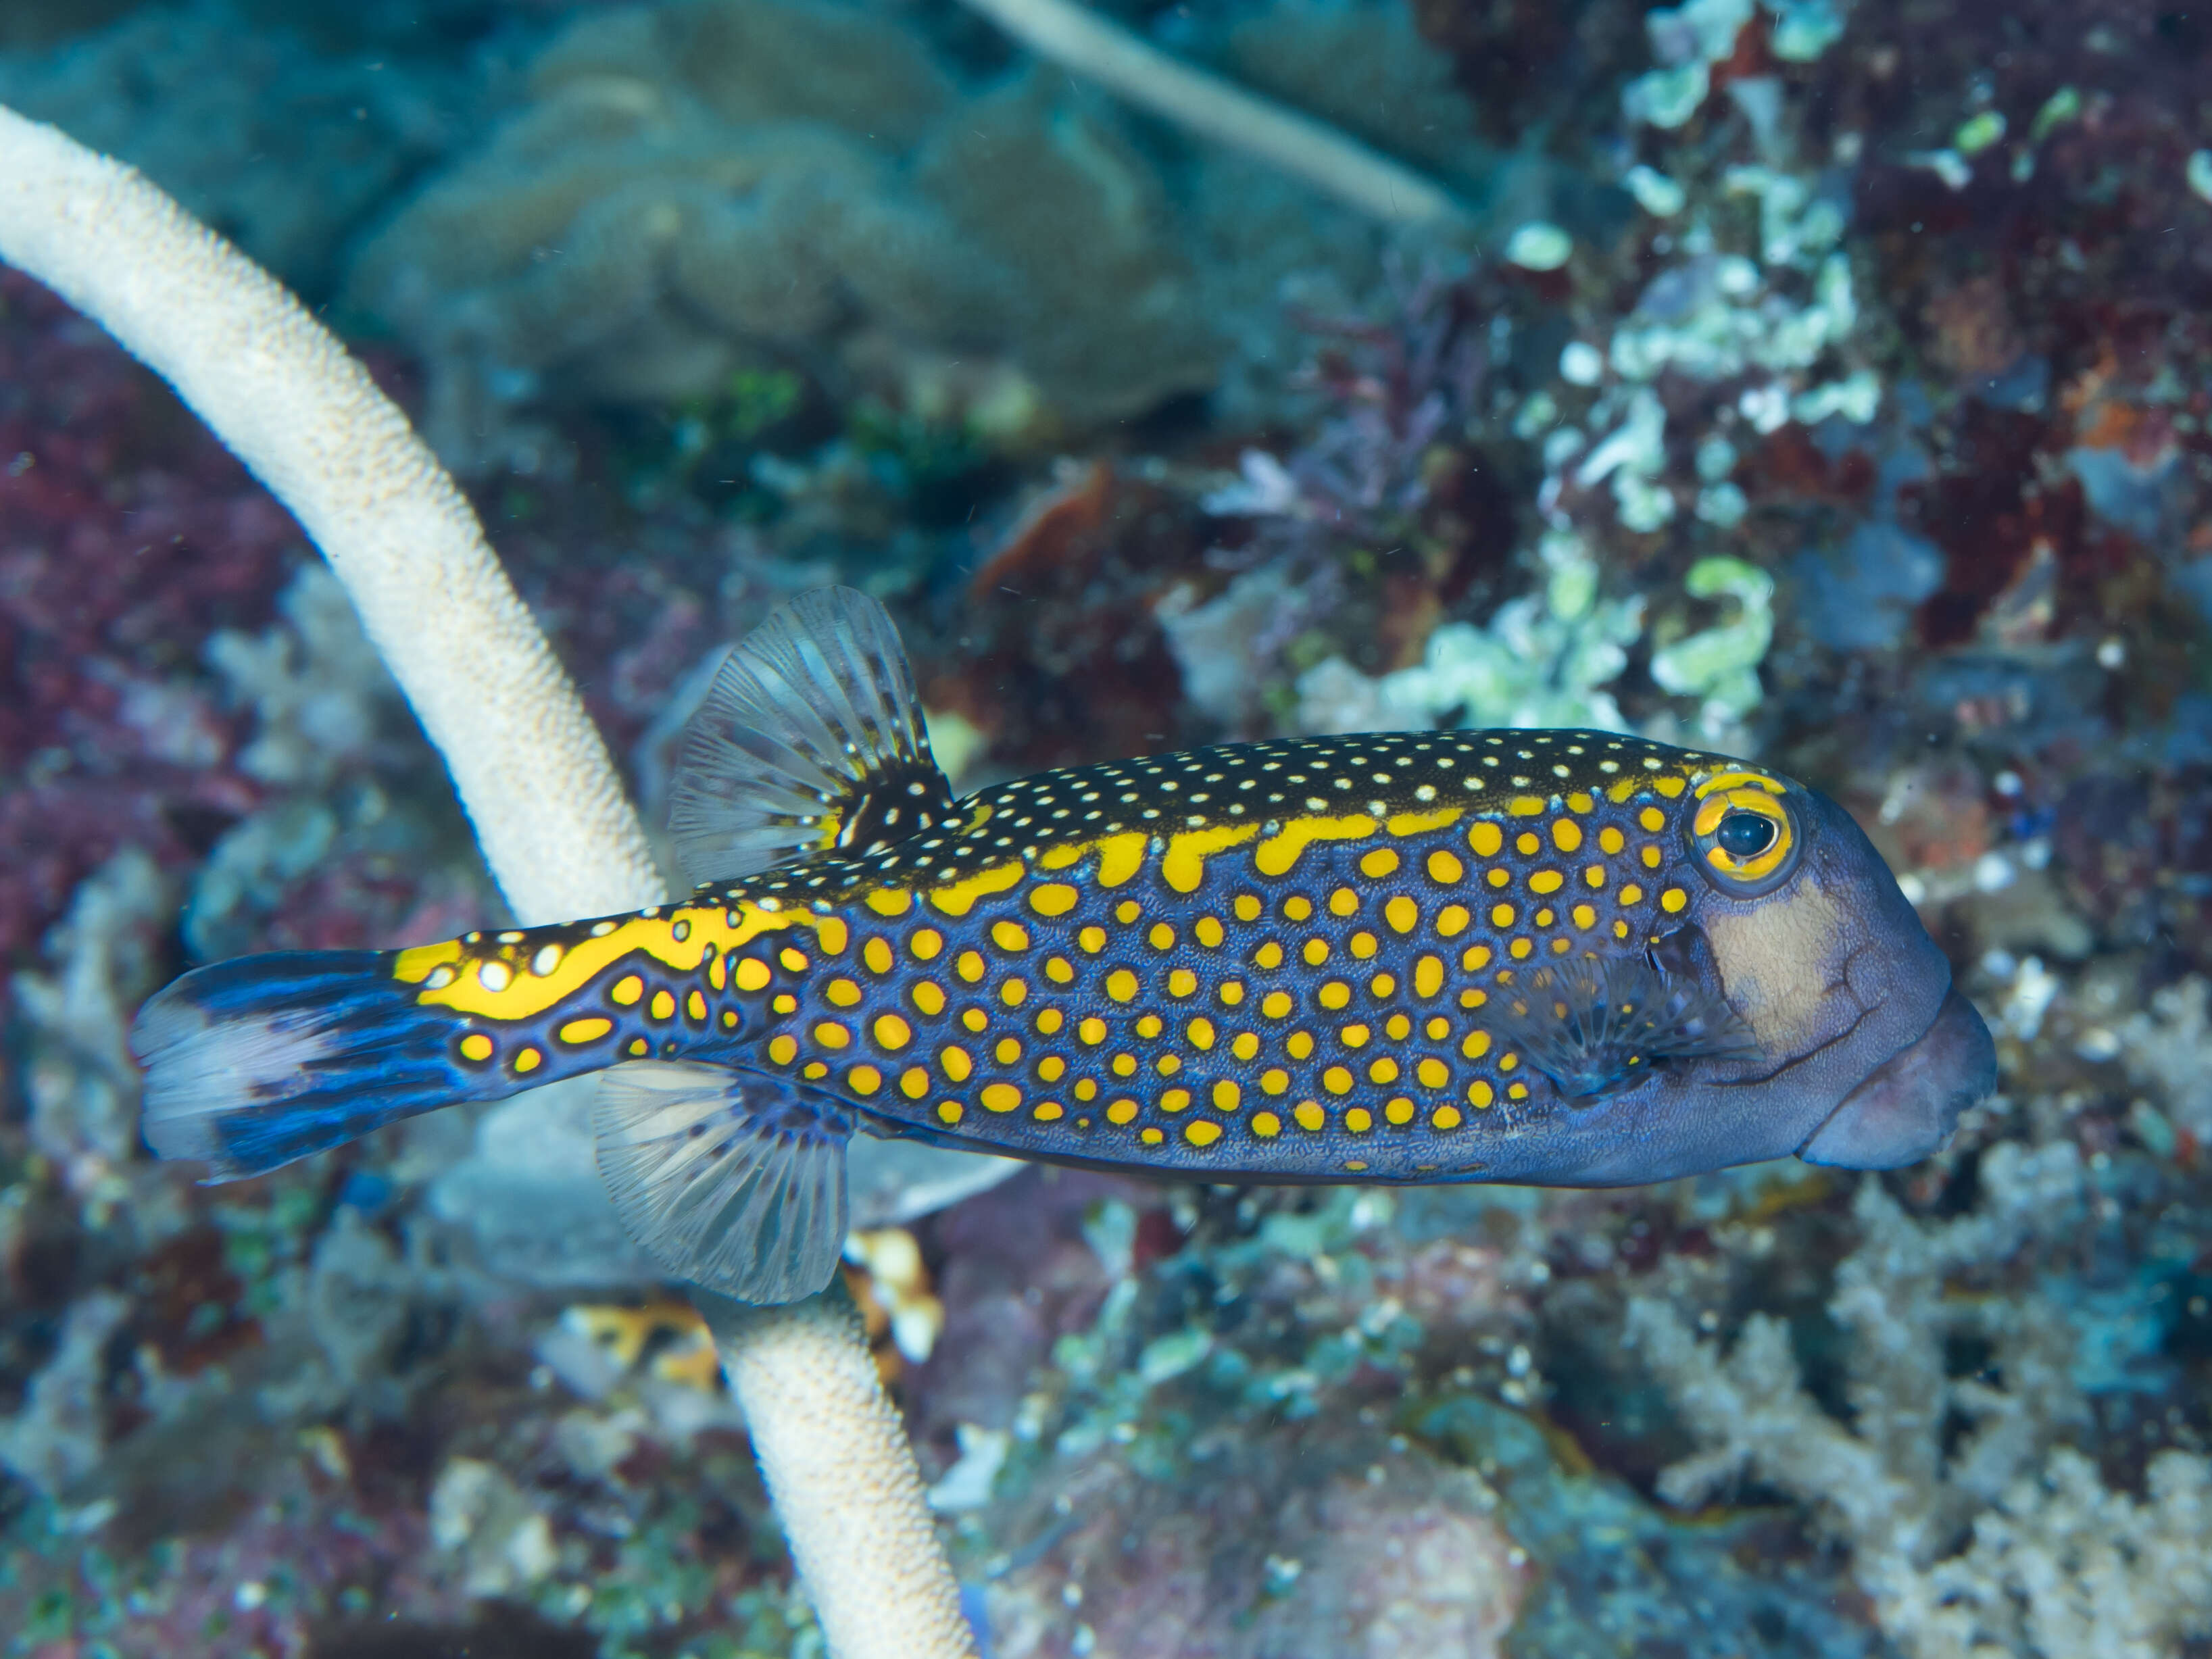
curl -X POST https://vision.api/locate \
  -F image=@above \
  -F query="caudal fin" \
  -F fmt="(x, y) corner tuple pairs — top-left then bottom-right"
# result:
(132, 951), (485, 1181)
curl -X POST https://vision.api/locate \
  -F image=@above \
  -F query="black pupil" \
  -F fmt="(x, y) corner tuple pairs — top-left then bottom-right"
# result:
(1717, 812), (1777, 858)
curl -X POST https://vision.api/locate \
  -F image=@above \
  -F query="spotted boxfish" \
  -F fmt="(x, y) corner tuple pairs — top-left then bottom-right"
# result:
(133, 588), (1996, 1303)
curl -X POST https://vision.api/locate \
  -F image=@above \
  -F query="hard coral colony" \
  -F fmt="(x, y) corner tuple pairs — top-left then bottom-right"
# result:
(0, 0), (2210, 1655)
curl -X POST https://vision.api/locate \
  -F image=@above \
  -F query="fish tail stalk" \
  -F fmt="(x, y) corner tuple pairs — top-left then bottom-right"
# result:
(130, 945), (580, 1181)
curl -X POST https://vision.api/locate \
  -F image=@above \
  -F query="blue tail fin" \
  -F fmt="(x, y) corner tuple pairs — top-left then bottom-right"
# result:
(132, 951), (491, 1181)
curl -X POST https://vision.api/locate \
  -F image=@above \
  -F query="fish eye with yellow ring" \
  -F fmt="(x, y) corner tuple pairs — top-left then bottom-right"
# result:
(1687, 770), (1800, 896)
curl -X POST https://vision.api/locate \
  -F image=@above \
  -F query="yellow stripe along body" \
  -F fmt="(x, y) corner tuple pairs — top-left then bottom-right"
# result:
(388, 728), (1785, 1181)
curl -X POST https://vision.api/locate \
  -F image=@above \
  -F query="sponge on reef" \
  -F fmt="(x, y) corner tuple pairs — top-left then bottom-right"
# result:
(346, 0), (1219, 469)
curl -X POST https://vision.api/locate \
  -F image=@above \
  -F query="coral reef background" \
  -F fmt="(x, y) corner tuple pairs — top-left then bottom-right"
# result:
(3, 0), (2211, 1654)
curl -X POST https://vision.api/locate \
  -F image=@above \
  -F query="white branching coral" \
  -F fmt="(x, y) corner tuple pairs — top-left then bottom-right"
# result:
(1629, 1143), (2212, 1658)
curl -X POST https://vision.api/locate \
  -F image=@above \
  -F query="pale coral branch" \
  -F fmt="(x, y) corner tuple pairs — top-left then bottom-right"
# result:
(0, 105), (974, 1659)
(954, 0), (1467, 224)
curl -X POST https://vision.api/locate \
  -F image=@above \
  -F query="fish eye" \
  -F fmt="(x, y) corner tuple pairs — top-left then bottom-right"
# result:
(1687, 774), (1800, 896)
(1716, 811), (1776, 858)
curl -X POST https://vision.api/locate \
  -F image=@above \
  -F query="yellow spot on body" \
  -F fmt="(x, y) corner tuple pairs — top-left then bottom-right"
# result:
(779, 948), (808, 974)
(1029, 883), (1079, 918)
(1640, 806), (1667, 833)
(611, 974), (645, 1006)
(1509, 796), (1545, 816)
(929, 862), (1025, 916)
(1039, 844), (1083, 871)
(1218, 981), (1245, 1006)
(1655, 776), (1688, 798)
(1283, 895), (1314, 922)
(1328, 888), (1359, 918)
(815, 918), (849, 954)
(1116, 900), (1141, 924)
(1434, 1104), (1465, 1129)
(650, 989), (676, 1020)
(1528, 870), (1564, 895)
(1294, 1101), (1326, 1132)
(1302, 938), (1331, 967)
(1255, 941), (1285, 970)
(1078, 926), (1106, 954)
(1469, 822), (1504, 858)
(1112, 1053), (1138, 1076)
(981, 1083), (1022, 1113)
(1286, 1031), (1317, 1060)
(1185, 1118), (1223, 1147)
(1573, 903), (1597, 929)
(460, 1033), (494, 1062)
(1516, 832), (1541, 857)
(1000, 979), (1029, 1007)
(1038, 1056), (1066, 1083)
(1166, 969), (1198, 998)
(1642, 845), (1665, 869)
(1036, 1008), (1065, 1035)
(962, 1009), (988, 1033)
(1387, 807), (1463, 837)
(685, 991), (706, 1022)
(910, 983), (945, 1017)
(1323, 1065), (1354, 1095)
(1141, 1126), (1165, 1145)
(1187, 1018), (1216, 1050)
(1509, 1083), (1529, 1100)
(1599, 826), (1626, 854)
(721, 1010), (738, 1029)
(993, 1036), (1023, 1066)
(1463, 944), (1493, 970)
(1106, 969), (1139, 1003)
(1095, 833), (1149, 887)
(1369, 1057), (1400, 1084)
(952, 951), (983, 984)
(814, 1021), (852, 1049)
(1426, 1015), (1450, 1039)
(1427, 849), (1465, 885)
(1260, 991), (1293, 1019)
(1340, 1022), (1371, 1049)
(1620, 884), (1644, 906)
(1383, 895), (1419, 934)
(1161, 1088), (1191, 1112)
(1552, 819), (1584, 851)
(900, 1066), (929, 1099)
(940, 1045), (973, 1082)
(1414, 955), (1445, 999)
(1212, 1081), (1241, 1112)
(1360, 847), (1400, 879)
(1661, 887), (1688, 913)
(1260, 1067), (1290, 1095)
(862, 938), (894, 974)
(1467, 1079), (1494, 1108)
(826, 977), (863, 1008)
(1254, 814), (1379, 877)
(1462, 1029), (1492, 1060)
(1417, 1057), (1450, 1089)
(848, 1064), (882, 1095)
(1437, 904), (1471, 938)
(1490, 903), (1516, 928)
(1509, 938), (1533, 960)
(1608, 778), (1639, 803)
(937, 1100), (964, 1126)
(768, 1035), (799, 1066)
(1079, 1016), (1107, 1045)
(514, 1047), (542, 1074)
(1108, 1098), (1140, 1125)
(1034, 1101), (1065, 1123)
(1584, 864), (1608, 888)
(1193, 916), (1225, 950)
(1349, 931), (1378, 960)
(1370, 972), (1396, 998)
(1344, 1106), (1373, 1132)
(1318, 981), (1352, 1011)
(991, 920), (1031, 952)
(708, 953), (727, 991)
(911, 928), (944, 960)
(1161, 824), (1259, 892)
(1233, 894), (1262, 922)
(1149, 922), (1176, 951)
(866, 890), (913, 917)
(1231, 1031), (1260, 1060)
(630, 1037), (652, 1055)
(1252, 1111), (1282, 1138)
(1385, 1097), (1415, 1125)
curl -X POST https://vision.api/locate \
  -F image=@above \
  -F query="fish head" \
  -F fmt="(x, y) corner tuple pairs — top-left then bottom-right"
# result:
(1494, 767), (1994, 1184)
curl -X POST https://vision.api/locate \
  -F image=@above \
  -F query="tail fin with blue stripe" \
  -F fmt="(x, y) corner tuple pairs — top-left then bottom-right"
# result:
(131, 951), (503, 1181)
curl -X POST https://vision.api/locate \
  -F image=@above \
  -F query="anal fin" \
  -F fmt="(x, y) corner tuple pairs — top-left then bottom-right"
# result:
(592, 1061), (854, 1305)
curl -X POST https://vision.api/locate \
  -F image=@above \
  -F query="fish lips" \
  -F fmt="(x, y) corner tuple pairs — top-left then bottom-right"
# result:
(1797, 986), (1996, 1169)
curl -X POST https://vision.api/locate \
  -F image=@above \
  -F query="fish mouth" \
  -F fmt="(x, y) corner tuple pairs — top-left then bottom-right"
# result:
(1796, 987), (1997, 1170)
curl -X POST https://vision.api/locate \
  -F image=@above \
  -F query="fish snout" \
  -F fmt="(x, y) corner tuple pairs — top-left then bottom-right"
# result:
(1797, 987), (1996, 1169)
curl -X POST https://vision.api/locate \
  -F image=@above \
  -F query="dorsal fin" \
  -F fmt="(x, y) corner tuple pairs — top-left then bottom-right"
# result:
(668, 587), (958, 889)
